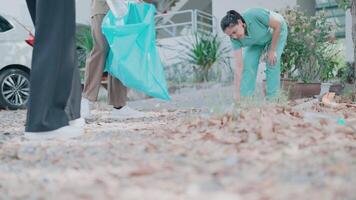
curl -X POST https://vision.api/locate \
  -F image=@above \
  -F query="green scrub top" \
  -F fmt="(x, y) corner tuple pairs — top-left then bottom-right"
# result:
(231, 8), (275, 50)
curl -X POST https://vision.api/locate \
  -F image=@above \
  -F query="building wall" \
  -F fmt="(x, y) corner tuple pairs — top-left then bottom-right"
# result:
(76, 0), (91, 25)
(297, 0), (316, 15)
(345, 9), (354, 63)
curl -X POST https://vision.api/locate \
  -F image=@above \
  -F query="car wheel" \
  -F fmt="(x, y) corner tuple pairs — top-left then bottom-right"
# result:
(0, 69), (30, 110)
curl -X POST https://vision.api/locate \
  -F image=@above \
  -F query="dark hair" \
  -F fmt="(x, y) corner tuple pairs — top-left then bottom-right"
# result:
(220, 10), (246, 31)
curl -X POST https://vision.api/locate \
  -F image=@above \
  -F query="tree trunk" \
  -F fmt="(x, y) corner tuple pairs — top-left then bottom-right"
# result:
(351, 0), (356, 85)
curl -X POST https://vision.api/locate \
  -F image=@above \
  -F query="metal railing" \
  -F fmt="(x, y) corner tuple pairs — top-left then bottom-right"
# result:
(155, 9), (217, 39)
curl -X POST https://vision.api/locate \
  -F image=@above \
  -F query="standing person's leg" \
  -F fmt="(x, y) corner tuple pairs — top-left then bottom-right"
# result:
(109, 75), (145, 119)
(65, 59), (82, 121)
(25, 0), (79, 132)
(108, 75), (127, 108)
(265, 22), (288, 99)
(82, 14), (108, 102)
(240, 46), (264, 97)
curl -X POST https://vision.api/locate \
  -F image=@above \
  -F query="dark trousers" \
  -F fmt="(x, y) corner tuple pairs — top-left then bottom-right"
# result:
(25, 0), (81, 132)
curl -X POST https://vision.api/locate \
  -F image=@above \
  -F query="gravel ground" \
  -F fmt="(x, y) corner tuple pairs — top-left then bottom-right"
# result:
(0, 84), (355, 200)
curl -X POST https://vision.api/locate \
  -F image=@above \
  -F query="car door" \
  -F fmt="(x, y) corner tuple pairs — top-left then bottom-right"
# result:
(0, 15), (32, 70)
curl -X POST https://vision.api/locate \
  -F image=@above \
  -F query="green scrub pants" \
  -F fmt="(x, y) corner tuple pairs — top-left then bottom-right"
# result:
(240, 21), (288, 99)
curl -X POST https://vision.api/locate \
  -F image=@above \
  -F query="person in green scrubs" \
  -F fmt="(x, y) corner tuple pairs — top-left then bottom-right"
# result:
(221, 8), (288, 100)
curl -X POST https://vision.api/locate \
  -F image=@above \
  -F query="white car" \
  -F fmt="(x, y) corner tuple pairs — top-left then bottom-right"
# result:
(0, 14), (33, 109)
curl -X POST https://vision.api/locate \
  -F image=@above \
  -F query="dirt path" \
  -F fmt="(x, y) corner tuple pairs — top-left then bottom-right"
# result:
(0, 85), (355, 200)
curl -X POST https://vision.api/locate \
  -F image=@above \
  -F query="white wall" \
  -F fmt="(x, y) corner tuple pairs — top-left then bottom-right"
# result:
(212, 0), (297, 35)
(157, 36), (187, 66)
(345, 9), (354, 63)
(76, 0), (91, 25)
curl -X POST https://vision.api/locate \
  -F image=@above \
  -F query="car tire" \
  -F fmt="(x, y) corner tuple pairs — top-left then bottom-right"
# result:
(0, 68), (30, 110)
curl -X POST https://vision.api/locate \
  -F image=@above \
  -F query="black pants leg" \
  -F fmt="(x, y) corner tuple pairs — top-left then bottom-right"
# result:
(65, 61), (82, 121)
(25, 0), (80, 132)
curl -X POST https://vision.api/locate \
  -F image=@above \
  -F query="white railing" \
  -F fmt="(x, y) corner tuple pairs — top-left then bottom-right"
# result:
(155, 9), (217, 39)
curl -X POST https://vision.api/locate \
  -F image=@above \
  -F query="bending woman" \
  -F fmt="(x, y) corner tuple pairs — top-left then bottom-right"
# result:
(221, 8), (288, 100)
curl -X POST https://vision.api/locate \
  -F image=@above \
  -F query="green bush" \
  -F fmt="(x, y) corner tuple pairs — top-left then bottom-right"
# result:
(280, 8), (340, 83)
(337, 62), (355, 84)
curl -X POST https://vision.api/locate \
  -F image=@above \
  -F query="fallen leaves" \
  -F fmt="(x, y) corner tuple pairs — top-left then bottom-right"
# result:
(0, 99), (355, 199)
(128, 166), (157, 177)
(322, 92), (342, 108)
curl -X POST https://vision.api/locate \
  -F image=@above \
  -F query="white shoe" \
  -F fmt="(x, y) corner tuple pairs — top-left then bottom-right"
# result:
(111, 106), (146, 119)
(24, 125), (84, 141)
(81, 97), (91, 119)
(69, 118), (86, 128)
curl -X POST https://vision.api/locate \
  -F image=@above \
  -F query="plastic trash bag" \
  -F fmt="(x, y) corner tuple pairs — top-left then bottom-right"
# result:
(102, 2), (171, 100)
(106, 0), (128, 18)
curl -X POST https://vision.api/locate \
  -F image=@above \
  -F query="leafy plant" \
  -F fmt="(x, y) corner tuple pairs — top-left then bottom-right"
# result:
(280, 8), (340, 83)
(337, 0), (351, 10)
(337, 62), (355, 84)
(179, 33), (231, 82)
(76, 25), (93, 69)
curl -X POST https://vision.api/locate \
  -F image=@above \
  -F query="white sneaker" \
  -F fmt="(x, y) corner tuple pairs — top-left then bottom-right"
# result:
(111, 106), (146, 119)
(69, 118), (86, 128)
(24, 125), (84, 141)
(81, 97), (91, 119)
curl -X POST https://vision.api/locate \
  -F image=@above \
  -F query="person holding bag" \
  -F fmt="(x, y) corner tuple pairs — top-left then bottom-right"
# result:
(82, 0), (146, 119)
(102, 0), (171, 101)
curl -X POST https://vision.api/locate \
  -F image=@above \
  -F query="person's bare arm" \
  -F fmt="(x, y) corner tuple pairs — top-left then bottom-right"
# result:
(267, 15), (282, 66)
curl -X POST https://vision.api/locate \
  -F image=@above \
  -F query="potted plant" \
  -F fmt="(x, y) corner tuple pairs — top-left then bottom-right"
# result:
(178, 33), (231, 83)
(279, 8), (340, 99)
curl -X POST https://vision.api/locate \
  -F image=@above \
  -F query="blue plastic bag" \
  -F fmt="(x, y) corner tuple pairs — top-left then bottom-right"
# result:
(102, 3), (171, 100)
